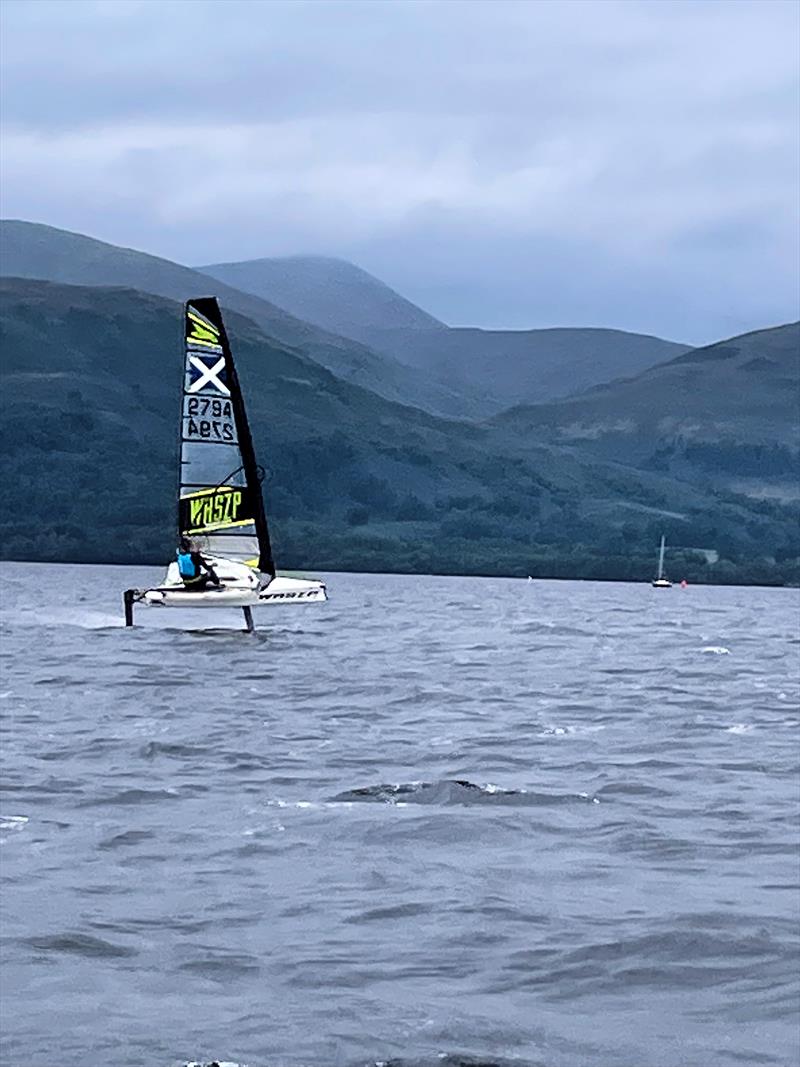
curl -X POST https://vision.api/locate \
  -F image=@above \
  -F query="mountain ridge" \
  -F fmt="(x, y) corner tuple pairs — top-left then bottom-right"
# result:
(495, 321), (800, 499)
(196, 245), (692, 413)
(2, 219), (697, 418)
(364, 324), (691, 413)
(199, 253), (446, 341)
(0, 220), (481, 417)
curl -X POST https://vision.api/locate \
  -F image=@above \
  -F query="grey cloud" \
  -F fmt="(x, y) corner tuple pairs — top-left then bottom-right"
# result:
(4, 1), (795, 130)
(0, 0), (797, 343)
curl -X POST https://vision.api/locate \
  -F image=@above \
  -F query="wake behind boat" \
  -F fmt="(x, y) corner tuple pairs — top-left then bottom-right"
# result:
(124, 298), (326, 629)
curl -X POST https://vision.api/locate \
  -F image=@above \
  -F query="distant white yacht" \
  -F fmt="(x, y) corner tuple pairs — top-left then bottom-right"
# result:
(651, 535), (672, 588)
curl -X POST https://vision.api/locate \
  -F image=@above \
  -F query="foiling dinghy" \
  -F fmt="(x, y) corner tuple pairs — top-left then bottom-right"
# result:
(124, 298), (327, 630)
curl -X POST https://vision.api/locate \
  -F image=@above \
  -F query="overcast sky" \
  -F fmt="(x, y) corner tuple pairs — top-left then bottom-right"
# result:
(1, 0), (798, 342)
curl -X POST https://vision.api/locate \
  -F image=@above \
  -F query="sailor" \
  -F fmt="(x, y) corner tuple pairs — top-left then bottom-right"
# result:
(177, 537), (221, 590)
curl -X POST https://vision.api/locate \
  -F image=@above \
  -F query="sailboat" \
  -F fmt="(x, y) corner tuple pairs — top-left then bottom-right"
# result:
(124, 298), (327, 629)
(651, 535), (672, 588)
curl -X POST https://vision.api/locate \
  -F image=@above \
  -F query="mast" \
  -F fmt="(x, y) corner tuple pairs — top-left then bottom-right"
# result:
(657, 535), (666, 580)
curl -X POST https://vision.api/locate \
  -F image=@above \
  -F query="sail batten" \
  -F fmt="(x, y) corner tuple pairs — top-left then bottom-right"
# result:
(178, 298), (275, 576)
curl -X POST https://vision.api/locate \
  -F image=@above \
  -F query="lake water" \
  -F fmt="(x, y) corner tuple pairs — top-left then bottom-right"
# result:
(1, 562), (798, 1067)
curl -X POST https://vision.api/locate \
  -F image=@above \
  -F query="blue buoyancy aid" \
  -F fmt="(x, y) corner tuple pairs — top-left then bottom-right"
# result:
(177, 550), (197, 578)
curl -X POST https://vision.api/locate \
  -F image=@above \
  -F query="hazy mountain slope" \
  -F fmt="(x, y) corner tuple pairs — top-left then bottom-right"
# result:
(0, 220), (476, 417)
(2, 279), (796, 581)
(1, 221), (693, 420)
(199, 255), (445, 343)
(496, 323), (800, 497)
(365, 325), (691, 412)
(199, 253), (690, 412)
(0, 220), (316, 342)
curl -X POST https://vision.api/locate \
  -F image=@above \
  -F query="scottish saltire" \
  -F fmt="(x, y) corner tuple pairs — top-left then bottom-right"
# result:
(179, 299), (275, 575)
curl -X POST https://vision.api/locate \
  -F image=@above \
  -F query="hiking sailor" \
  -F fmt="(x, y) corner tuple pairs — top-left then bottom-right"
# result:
(176, 537), (221, 590)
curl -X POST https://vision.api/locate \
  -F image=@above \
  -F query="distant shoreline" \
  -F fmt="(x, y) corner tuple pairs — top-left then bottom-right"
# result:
(2, 556), (797, 589)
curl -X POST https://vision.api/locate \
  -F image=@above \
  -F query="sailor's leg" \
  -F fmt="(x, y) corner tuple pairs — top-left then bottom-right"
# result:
(242, 606), (255, 633)
(202, 562), (220, 586)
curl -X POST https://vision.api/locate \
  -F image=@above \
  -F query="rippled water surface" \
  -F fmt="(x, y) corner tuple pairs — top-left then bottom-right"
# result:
(1, 562), (799, 1067)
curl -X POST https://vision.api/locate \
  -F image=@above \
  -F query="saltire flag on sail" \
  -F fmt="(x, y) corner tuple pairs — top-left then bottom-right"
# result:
(178, 299), (275, 576)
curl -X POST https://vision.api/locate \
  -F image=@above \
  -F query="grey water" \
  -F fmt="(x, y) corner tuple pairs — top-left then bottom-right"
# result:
(1, 562), (798, 1067)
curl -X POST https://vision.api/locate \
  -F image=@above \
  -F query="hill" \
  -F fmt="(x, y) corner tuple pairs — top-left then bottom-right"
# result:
(199, 254), (445, 344)
(364, 325), (691, 413)
(0, 220), (477, 418)
(1, 278), (797, 584)
(198, 250), (691, 412)
(1, 221), (694, 419)
(496, 323), (800, 500)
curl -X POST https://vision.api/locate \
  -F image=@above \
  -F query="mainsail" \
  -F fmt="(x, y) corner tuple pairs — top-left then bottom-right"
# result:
(178, 298), (275, 577)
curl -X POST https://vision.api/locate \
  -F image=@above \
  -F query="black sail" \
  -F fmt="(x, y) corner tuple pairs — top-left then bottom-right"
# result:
(178, 298), (275, 577)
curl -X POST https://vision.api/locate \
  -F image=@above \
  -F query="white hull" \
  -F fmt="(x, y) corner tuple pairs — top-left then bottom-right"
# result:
(651, 578), (673, 588)
(141, 557), (326, 608)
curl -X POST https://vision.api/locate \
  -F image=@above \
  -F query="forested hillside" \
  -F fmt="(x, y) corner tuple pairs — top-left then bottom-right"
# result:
(496, 324), (800, 495)
(2, 278), (797, 584)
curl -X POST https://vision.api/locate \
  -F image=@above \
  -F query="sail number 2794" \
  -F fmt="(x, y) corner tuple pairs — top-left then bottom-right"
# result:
(184, 396), (235, 441)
